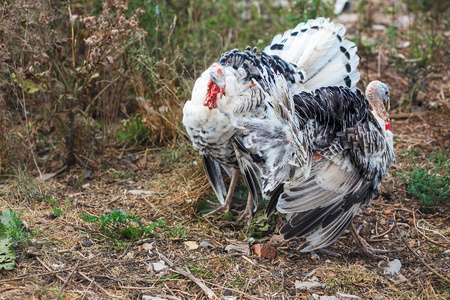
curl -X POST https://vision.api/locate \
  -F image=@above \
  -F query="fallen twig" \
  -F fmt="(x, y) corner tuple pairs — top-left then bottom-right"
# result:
(58, 260), (80, 298)
(414, 215), (450, 249)
(0, 259), (152, 283)
(119, 290), (181, 300)
(370, 213), (396, 240)
(36, 257), (66, 283)
(78, 271), (121, 298)
(205, 280), (262, 300)
(159, 253), (217, 299)
(396, 224), (450, 284)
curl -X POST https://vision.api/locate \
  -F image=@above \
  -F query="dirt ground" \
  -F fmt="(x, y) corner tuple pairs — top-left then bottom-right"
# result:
(1, 4), (449, 300)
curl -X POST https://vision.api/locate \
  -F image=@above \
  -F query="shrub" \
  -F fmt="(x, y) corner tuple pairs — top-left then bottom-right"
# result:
(402, 150), (450, 206)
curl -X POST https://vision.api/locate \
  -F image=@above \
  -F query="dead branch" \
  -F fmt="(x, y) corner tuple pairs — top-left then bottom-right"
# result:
(370, 213), (396, 240)
(36, 257), (66, 283)
(78, 271), (121, 298)
(0, 259), (152, 283)
(58, 261), (80, 298)
(159, 253), (218, 300)
(395, 224), (450, 284)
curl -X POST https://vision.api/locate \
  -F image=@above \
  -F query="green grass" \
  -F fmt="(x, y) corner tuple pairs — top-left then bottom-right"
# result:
(401, 149), (450, 206)
(80, 210), (166, 239)
(165, 224), (189, 238)
(117, 116), (150, 146)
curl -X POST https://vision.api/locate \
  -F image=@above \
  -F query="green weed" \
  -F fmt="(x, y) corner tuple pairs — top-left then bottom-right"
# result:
(117, 116), (149, 146)
(1, 209), (29, 242)
(165, 224), (189, 239)
(41, 196), (58, 206)
(52, 208), (64, 217)
(80, 210), (166, 239)
(402, 149), (450, 206)
(188, 263), (214, 279)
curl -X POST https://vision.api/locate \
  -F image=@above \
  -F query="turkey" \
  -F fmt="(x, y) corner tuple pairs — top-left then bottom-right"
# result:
(233, 80), (394, 256)
(183, 18), (360, 222)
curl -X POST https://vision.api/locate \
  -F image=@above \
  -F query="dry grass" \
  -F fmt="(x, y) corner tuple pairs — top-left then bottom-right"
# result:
(0, 122), (449, 299)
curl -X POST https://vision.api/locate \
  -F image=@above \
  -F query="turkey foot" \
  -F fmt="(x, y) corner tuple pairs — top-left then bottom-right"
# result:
(204, 169), (239, 217)
(237, 192), (255, 226)
(349, 222), (388, 259)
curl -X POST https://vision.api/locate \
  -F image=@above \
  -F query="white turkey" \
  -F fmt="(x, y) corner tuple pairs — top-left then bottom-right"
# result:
(233, 80), (394, 256)
(183, 18), (360, 222)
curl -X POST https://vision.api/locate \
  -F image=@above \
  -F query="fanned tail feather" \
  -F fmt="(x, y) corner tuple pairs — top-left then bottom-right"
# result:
(264, 17), (360, 93)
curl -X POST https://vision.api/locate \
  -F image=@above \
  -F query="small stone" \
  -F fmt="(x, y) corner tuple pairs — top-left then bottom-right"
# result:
(253, 243), (277, 259)
(184, 241), (199, 250)
(200, 241), (213, 249)
(223, 290), (233, 296)
(140, 243), (153, 252)
(225, 244), (250, 256)
(336, 292), (361, 300)
(270, 270), (282, 277)
(372, 24), (387, 31)
(269, 234), (285, 245)
(294, 280), (326, 291)
(83, 170), (92, 180)
(128, 190), (154, 195)
(26, 247), (42, 258)
(319, 296), (338, 300)
(82, 240), (93, 247)
(152, 260), (166, 272)
(373, 294), (383, 300)
(378, 259), (401, 275)
(246, 237), (255, 244)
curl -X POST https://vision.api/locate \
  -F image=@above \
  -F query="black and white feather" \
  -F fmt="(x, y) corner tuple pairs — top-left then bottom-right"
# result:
(235, 82), (395, 251)
(183, 18), (361, 213)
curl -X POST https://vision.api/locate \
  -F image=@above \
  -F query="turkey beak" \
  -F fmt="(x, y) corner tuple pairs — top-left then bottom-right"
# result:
(383, 96), (390, 112)
(219, 84), (226, 99)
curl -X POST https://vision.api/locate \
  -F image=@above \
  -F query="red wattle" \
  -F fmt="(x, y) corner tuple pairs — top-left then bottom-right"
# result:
(385, 123), (391, 131)
(205, 80), (220, 109)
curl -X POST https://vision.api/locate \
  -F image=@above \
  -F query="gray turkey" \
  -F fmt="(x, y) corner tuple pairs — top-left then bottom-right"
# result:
(182, 18), (360, 222)
(233, 80), (394, 256)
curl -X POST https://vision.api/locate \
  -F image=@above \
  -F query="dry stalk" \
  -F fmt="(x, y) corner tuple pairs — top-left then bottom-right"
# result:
(413, 212), (450, 248)
(58, 260), (80, 298)
(78, 271), (121, 298)
(369, 212), (396, 240)
(159, 253), (218, 299)
(36, 256), (66, 283)
(0, 259), (151, 283)
(395, 223), (450, 284)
